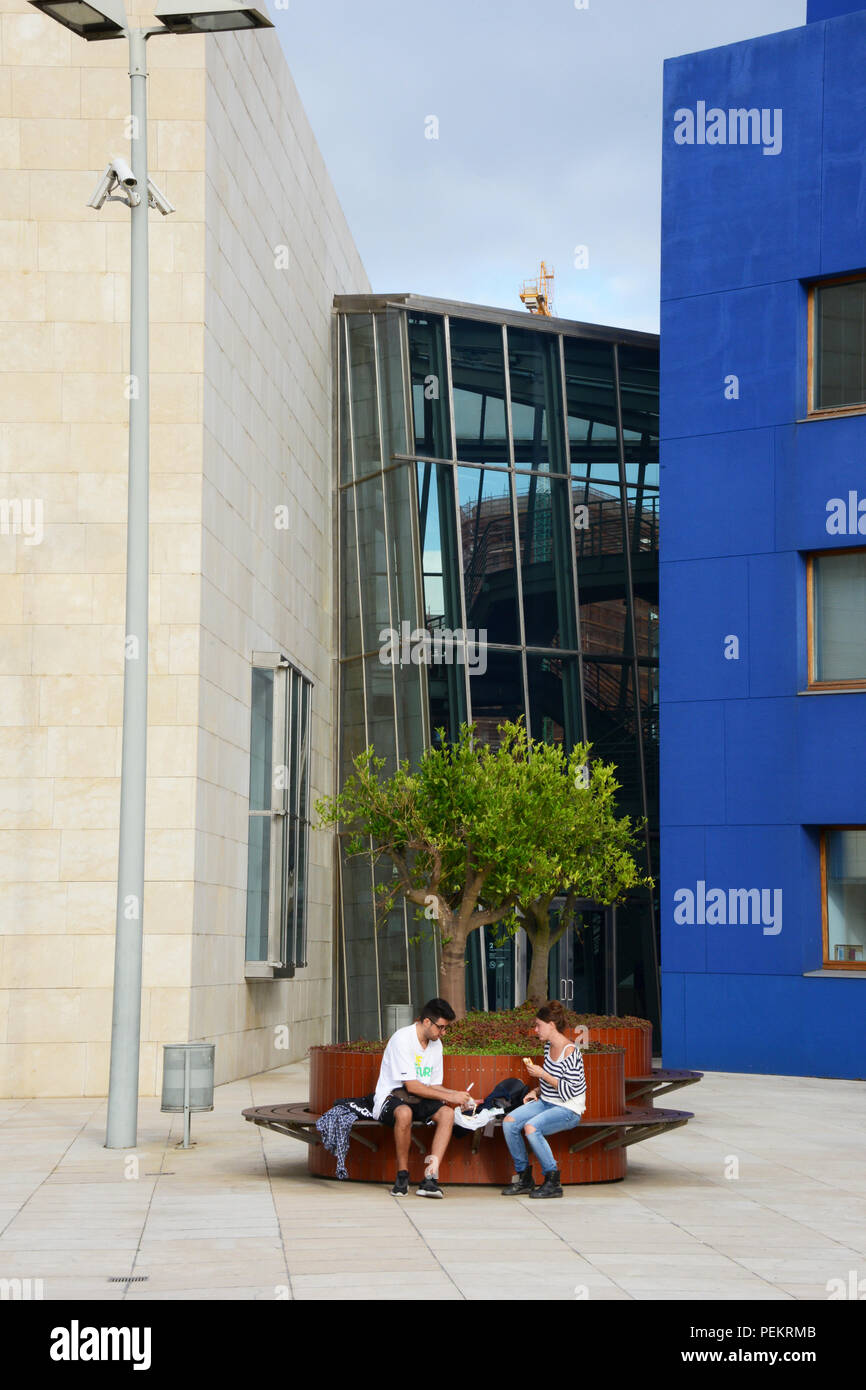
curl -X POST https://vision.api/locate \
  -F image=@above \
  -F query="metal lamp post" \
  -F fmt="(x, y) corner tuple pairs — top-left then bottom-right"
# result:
(28, 0), (273, 1149)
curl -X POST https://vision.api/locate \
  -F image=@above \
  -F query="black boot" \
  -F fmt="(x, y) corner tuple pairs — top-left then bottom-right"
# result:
(501, 1169), (534, 1196)
(529, 1168), (563, 1198)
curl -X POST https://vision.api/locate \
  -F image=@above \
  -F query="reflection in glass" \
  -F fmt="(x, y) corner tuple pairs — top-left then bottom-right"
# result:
(449, 317), (509, 464)
(582, 659), (643, 822)
(248, 668), (273, 811)
(377, 310), (408, 464)
(812, 552), (866, 682)
(347, 314), (380, 478)
(468, 648), (526, 743)
(618, 344), (659, 466)
(527, 652), (581, 747)
(458, 465), (519, 644)
(354, 473), (390, 654)
(564, 337), (618, 477)
(826, 830), (866, 963)
(815, 280), (866, 411)
(508, 326), (566, 472)
(245, 815), (270, 961)
(516, 473), (578, 651)
(409, 312), (451, 457)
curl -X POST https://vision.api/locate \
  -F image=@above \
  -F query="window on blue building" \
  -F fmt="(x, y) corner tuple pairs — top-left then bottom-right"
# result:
(823, 830), (866, 968)
(812, 276), (866, 413)
(808, 550), (866, 688)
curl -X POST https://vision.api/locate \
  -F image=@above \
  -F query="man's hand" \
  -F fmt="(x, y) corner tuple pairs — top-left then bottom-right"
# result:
(449, 1090), (478, 1109)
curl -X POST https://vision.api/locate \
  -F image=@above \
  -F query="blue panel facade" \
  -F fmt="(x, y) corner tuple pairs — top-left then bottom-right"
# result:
(661, 10), (866, 1079)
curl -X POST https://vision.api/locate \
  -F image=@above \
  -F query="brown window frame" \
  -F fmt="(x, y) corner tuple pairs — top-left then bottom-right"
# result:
(806, 547), (866, 692)
(820, 828), (866, 970)
(808, 272), (866, 419)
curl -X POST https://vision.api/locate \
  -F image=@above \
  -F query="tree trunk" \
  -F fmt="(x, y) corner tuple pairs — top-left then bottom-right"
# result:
(526, 904), (552, 1004)
(438, 928), (469, 1019)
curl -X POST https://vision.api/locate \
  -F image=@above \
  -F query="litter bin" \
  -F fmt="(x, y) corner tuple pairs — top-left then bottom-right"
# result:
(161, 1043), (215, 1148)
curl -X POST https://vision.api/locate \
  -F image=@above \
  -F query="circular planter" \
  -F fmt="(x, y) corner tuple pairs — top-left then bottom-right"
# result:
(579, 1025), (652, 1080)
(307, 1046), (627, 1185)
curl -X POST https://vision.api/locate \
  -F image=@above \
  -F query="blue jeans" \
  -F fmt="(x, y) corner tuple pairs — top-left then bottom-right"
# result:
(503, 1099), (581, 1175)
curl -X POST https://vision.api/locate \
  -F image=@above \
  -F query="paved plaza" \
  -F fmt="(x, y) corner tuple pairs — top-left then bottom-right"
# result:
(1, 1063), (864, 1302)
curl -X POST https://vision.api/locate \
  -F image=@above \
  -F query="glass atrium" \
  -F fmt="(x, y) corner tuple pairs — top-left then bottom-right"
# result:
(333, 295), (659, 1043)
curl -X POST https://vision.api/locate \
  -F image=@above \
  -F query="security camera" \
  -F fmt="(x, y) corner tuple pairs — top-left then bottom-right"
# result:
(146, 177), (175, 217)
(110, 155), (137, 189)
(87, 158), (141, 211)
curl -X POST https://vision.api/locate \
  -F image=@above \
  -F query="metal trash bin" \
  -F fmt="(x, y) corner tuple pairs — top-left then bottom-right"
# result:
(161, 1043), (215, 1148)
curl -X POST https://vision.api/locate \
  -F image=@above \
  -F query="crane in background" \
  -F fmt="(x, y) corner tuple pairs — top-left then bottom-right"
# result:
(519, 260), (555, 317)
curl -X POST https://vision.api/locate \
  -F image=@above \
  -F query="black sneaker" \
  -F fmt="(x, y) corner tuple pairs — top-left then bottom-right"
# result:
(416, 1176), (444, 1198)
(501, 1169), (535, 1196)
(390, 1170), (409, 1196)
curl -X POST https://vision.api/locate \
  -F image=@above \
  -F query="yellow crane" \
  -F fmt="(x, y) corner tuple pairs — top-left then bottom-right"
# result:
(519, 260), (555, 317)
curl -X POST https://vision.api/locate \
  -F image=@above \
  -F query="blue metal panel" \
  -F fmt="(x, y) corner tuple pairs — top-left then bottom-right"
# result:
(661, 283), (799, 440)
(661, 827), (707, 974)
(796, 693), (866, 823)
(821, 15), (866, 271)
(661, 6), (866, 1080)
(723, 699), (799, 823)
(748, 552), (801, 697)
(659, 700), (726, 826)
(661, 26), (824, 301)
(703, 825), (801, 974)
(679, 972), (866, 1079)
(660, 430), (775, 562)
(659, 558), (749, 701)
(659, 971), (686, 1066)
(774, 418), (866, 551)
(808, 0), (866, 21)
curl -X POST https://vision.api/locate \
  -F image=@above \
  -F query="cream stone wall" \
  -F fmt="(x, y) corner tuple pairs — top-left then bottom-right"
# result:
(192, 30), (369, 1085)
(0, 0), (367, 1096)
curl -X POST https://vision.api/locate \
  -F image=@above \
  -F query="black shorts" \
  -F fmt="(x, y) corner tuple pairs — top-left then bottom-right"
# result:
(378, 1091), (445, 1128)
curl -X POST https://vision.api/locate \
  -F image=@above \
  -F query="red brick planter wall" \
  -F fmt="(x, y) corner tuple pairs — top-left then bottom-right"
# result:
(307, 1047), (627, 1185)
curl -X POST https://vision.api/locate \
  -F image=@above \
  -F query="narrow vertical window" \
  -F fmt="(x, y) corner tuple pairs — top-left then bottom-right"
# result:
(245, 655), (312, 974)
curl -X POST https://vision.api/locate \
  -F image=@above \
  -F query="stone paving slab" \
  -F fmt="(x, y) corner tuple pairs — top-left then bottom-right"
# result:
(0, 1061), (863, 1302)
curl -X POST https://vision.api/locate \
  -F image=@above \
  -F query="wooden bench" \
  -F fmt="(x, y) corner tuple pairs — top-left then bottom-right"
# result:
(625, 1068), (703, 1106)
(242, 1100), (694, 1158)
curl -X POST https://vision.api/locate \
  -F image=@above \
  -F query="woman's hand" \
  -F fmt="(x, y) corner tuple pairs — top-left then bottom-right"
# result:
(524, 1061), (545, 1079)
(524, 1089), (539, 1103)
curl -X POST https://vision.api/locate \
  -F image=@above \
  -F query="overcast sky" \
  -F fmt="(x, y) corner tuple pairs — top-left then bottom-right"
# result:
(271, 0), (805, 333)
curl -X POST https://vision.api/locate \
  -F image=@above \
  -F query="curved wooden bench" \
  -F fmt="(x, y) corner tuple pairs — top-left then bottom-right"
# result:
(625, 1069), (703, 1107)
(242, 1100), (694, 1185)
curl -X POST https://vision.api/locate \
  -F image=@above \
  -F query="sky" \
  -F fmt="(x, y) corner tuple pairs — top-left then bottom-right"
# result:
(271, 0), (805, 334)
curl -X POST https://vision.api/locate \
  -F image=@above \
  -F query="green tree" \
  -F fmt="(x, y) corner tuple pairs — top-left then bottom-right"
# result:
(317, 720), (650, 1019)
(317, 722), (562, 1018)
(519, 746), (651, 1002)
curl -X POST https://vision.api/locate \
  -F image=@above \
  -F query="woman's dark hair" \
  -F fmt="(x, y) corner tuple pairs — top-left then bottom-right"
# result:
(535, 1000), (568, 1032)
(420, 998), (456, 1024)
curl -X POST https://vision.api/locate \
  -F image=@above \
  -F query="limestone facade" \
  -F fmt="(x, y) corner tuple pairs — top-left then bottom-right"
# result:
(0, 0), (368, 1096)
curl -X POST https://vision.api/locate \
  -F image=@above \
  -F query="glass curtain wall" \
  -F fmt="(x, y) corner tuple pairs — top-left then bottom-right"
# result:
(335, 301), (659, 1043)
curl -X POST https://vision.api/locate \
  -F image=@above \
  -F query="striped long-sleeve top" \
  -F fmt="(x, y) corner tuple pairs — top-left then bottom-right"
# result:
(539, 1041), (587, 1113)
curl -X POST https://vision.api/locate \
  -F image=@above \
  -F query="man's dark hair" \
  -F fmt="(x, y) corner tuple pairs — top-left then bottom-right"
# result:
(419, 998), (456, 1024)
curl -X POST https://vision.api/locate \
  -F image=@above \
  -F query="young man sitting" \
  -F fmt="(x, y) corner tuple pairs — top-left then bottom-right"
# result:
(372, 998), (475, 1198)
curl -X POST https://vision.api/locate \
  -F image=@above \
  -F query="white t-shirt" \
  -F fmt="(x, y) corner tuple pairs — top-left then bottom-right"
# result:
(372, 1024), (444, 1119)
